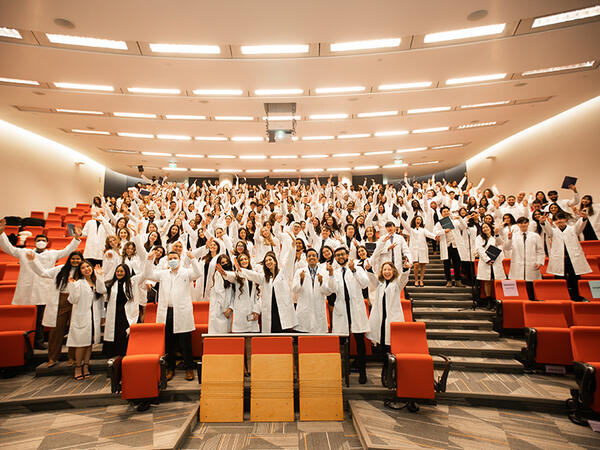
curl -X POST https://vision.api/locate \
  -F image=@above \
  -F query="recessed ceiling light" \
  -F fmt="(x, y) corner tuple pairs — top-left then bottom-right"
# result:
(357, 111), (398, 118)
(457, 121), (497, 129)
(71, 129), (110, 135)
(254, 88), (303, 95)
(176, 154), (205, 158)
(407, 106), (451, 114)
(240, 155), (267, 159)
(308, 114), (349, 120)
(149, 43), (220, 54)
(315, 86), (365, 94)
(460, 100), (510, 108)
(231, 136), (264, 142)
(114, 112), (157, 118)
(191, 168), (216, 172)
(127, 87), (181, 94)
(142, 151), (171, 156)
(522, 61), (595, 76)
(532, 6), (600, 28)
(396, 147), (427, 153)
(207, 154), (235, 159)
(271, 155), (298, 159)
(246, 169), (269, 173)
(330, 38), (401, 52)
(214, 116), (254, 121)
(193, 89), (244, 96)
(0, 27), (22, 39)
(333, 152), (361, 157)
(424, 23), (505, 43)
(46, 33), (128, 50)
(57, 108), (103, 115)
(327, 167), (351, 171)
(263, 115), (301, 121)
(106, 148), (137, 154)
(354, 165), (379, 170)
(195, 136), (228, 141)
(431, 144), (463, 149)
(412, 161), (439, 166)
(374, 130), (409, 137)
(0, 77), (39, 85)
(365, 150), (393, 156)
(162, 167), (188, 171)
(273, 168), (297, 172)
(337, 134), (371, 139)
(301, 154), (329, 158)
(240, 44), (309, 55)
(117, 132), (154, 138)
(383, 163), (408, 168)
(55, 82), (114, 91)
(157, 134), (191, 140)
(165, 114), (206, 120)
(300, 168), (324, 172)
(301, 136), (335, 141)
(412, 127), (449, 133)
(446, 73), (506, 85)
(218, 168), (242, 173)
(378, 81), (432, 91)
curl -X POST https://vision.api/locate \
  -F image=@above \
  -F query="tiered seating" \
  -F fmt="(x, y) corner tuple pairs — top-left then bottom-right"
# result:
(200, 337), (245, 422)
(533, 279), (573, 325)
(250, 337), (294, 422)
(298, 336), (343, 421)
(144, 303), (157, 323)
(578, 280), (600, 301)
(191, 301), (209, 357)
(2, 264), (19, 283)
(522, 302), (572, 368)
(582, 257), (600, 280)
(568, 327), (600, 425)
(494, 280), (530, 330)
(581, 240), (600, 258)
(23, 226), (44, 235)
(45, 228), (67, 238)
(572, 303), (600, 326)
(382, 322), (450, 412)
(3, 226), (19, 236)
(0, 263), (6, 281)
(0, 285), (16, 305)
(0, 305), (36, 368)
(30, 211), (44, 220)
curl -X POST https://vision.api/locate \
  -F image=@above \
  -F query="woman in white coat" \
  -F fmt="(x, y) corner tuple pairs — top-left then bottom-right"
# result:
(292, 248), (331, 333)
(434, 207), (468, 287)
(236, 242), (298, 333)
(401, 215), (437, 287)
(143, 249), (202, 382)
(579, 195), (600, 241)
(231, 252), (261, 333)
(207, 254), (235, 334)
(475, 223), (506, 307)
(192, 238), (223, 301)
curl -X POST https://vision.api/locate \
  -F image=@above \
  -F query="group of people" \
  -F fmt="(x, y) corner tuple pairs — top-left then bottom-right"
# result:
(1, 172), (597, 383)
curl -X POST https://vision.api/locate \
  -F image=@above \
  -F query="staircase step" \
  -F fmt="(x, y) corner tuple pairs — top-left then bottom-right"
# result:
(407, 279), (451, 286)
(413, 308), (495, 319)
(418, 319), (493, 330)
(428, 339), (524, 358)
(426, 329), (499, 340)
(36, 359), (108, 377)
(409, 292), (473, 300)
(413, 300), (475, 308)
(406, 286), (473, 294)
(432, 355), (523, 372)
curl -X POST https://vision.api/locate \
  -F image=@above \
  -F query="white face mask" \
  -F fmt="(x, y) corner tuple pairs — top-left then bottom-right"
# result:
(35, 241), (48, 250)
(168, 259), (180, 270)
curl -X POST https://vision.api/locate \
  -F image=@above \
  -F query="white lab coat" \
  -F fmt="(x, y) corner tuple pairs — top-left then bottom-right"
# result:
(0, 233), (79, 305)
(28, 262), (75, 327)
(66, 277), (106, 347)
(434, 218), (468, 261)
(192, 249), (224, 301)
(504, 231), (545, 281)
(208, 272), (234, 333)
(544, 220), (592, 276)
(404, 226), (436, 264)
(292, 265), (331, 333)
(81, 219), (110, 260)
(103, 276), (142, 342)
(475, 236), (506, 281)
(329, 266), (370, 334)
(372, 234), (412, 274)
(366, 274), (409, 346)
(230, 276), (261, 333)
(461, 226), (479, 262)
(143, 259), (201, 334)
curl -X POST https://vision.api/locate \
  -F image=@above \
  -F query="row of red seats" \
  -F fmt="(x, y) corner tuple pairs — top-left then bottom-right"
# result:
(0, 305), (36, 368)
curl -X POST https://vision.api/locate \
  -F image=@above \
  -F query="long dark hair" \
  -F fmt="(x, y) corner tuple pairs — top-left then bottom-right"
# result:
(217, 254), (234, 290)
(581, 195), (595, 217)
(55, 251), (83, 291)
(319, 245), (334, 264)
(261, 251), (279, 282)
(144, 231), (162, 252)
(479, 223), (493, 247)
(107, 264), (133, 301)
(202, 240), (221, 263)
(166, 224), (180, 244)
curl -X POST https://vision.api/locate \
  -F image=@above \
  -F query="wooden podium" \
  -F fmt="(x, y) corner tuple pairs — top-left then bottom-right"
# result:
(250, 337), (294, 422)
(199, 337), (245, 422)
(298, 336), (344, 421)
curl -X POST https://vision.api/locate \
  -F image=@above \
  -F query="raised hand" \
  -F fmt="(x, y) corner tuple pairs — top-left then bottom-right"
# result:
(348, 259), (356, 272)
(215, 263), (225, 276)
(73, 225), (83, 239)
(147, 250), (156, 261)
(94, 265), (103, 276)
(317, 273), (323, 284)
(26, 250), (35, 261)
(186, 251), (194, 260)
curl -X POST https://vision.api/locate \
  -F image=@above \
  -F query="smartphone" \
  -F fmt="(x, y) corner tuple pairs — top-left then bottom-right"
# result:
(66, 223), (76, 237)
(140, 189), (151, 196)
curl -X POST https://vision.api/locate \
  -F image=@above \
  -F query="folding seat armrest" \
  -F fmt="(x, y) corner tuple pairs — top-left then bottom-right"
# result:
(23, 330), (34, 361)
(494, 300), (503, 333)
(522, 327), (537, 368)
(572, 361), (597, 410)
(381, 352), (397, 389)
(159, 355), (167, 391)
(107, 356), (122, 394)
(432, 353), (452, 393)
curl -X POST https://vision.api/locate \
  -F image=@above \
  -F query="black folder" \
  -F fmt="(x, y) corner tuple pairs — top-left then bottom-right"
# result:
(485, 245), (502, 262)
(440, 216), (454, 230)
(561, 176), (577, 189)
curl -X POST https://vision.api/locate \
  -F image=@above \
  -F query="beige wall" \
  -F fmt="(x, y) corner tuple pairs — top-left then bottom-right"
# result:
(0, 119), (105, 218)
(467, 95), (600, 201)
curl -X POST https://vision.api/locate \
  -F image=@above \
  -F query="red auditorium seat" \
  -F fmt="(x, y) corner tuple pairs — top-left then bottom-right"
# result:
(54, 207), (69, 215)
(382, 322), (450, 412)
(568, 327), (600, 423)
(108, 323), (167, 404)
(572, 303), (600, 327)
(533, 279), (574, 323)
(502, 259), (511, 275)
(3, 264), (19, 282)
(540, 257), (554, 279)
(191, 301), (209, 357)
(0, 305), (36, 368)
(44, 220), (62, 229)
(46, 212), (62, 222)
(401, 299), (413, 322)
(0, 264), (6, 281)
(23, 226), (44, 235)
(50, 237), (73, 249)
(144, 303), (157, 323)
(581, 240), (600, 258)
(45, 228), (67, 238)
(76, 203), (91, 211)
(578, 280), (600, 302)
(522, 302), (572, 367)
(582, 257), (600, 280)
(4, 226), (19, 236)
(0, 252), (16, 265)
(494, 280), (530, 330)
(30, 211), (44, 220)
(0, 285), (16, 305)
(63, 214), (81, 225)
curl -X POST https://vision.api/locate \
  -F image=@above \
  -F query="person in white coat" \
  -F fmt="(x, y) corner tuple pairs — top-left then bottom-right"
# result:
(208, 254), (235, 334)
(144, 249), (202, 382)
(231, 252), (261, 333)
(475, 223), (507, 307)
(292, 248), (331, 333)
(504, 217), (545, 299)
(81, 214), (111, 267)
(103, 264), (141, 358)
(579, 195), (600, 241)
(543, 211), (592, 300)
(400, 215), (437, 287)
(434, 207), (467, 287)
(372, 221), (413, 276)
(328, 247), (370, 384)
(0, 219), (81, 349)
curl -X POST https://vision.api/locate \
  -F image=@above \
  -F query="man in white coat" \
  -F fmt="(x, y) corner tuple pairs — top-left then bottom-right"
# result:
(543, 211), (591, 300)
(328, 247), (370, 384)
(292, 248), (331, 333)
(81, 213), (111, 267)
(144, 249), (201, 381)
(0, 219), (81, 349)
(434, 207), (468, 287)
(372, 221), (412, 275)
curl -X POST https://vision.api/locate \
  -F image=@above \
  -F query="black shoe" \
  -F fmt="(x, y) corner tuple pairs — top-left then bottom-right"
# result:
(34, 342), (48, 350)
(358, 372), (367, 384)
(136, 401), (151, 412)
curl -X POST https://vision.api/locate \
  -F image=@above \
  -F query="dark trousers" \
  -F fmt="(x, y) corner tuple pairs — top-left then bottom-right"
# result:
(429, 237), (439, 253)
(461, 261), (475, 285)
(443, 246), (462, 282)
(35, 305), (45, 345)
(165, 307), (194, 370)
(525, 281), (536, 300)
(556, 255), (581, 300)
(343, 333), (366, 375)
(48, 293), (75, 362)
